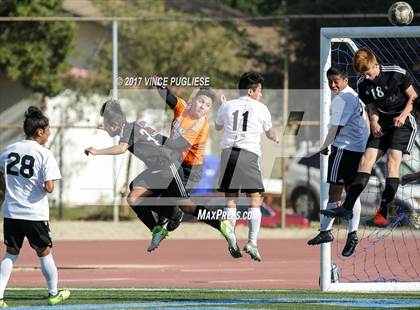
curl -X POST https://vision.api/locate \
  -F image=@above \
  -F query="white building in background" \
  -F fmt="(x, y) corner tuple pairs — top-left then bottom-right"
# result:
(44, 92), (172, 207)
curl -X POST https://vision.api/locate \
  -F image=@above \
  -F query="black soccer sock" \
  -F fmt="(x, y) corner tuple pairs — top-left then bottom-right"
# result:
(348, 230), (357, 237)
(343, 172), (371, 211)
(193, 205), (221, 231)
(379, 177), (400, 217)
(130, 205), (157, 232)
(156, 206), (180, 220)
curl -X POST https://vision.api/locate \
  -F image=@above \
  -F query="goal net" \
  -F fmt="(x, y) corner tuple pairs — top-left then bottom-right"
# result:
(320, 27), (420, 292)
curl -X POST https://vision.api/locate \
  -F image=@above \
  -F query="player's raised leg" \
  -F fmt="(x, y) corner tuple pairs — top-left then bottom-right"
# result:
(127, 187), (159, 232)
(374, 149), (403, 227)
(321, 148), (380, 219)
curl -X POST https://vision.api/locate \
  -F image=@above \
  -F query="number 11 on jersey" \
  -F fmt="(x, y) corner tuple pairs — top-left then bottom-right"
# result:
(232, 110), (249, 131)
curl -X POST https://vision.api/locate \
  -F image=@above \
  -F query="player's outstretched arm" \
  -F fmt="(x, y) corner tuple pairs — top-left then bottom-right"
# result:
(319, 125), (340, 155)
(265, 128), (279, 144)
(155, 81), (178, 109)
(84, 143), (129, 156)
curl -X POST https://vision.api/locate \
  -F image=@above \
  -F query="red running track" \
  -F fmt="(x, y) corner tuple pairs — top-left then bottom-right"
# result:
(8, 239), (320, 289)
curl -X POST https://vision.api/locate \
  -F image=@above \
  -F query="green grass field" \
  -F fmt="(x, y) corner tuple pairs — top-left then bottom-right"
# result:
(4, 288), (420, 309)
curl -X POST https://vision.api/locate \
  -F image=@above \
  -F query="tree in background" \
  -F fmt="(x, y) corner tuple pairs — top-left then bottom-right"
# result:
(92, 1), (248, 99)
(217, 0), (280, 17)
(0, 0), (75, 96)
(215, 0), (287, 90)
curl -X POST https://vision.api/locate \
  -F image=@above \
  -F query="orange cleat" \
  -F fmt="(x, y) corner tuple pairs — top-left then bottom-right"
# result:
(373, 209), (388, 227)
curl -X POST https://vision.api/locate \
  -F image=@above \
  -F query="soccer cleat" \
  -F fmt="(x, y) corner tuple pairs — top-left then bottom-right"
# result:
(147, 225), (168, 252)
(342, 232), (358, 257)
(166, 209), (184, 232)
(48, 289), (70, 306)
(228, 243), (242, 258)
(320, 207), (353, 220)
(307, 230), (334, 245)
(0, 300), (8, 308)
(220, 220), (242, 258)
(373, 209), (388, 227)
(243, 242), (262, 262)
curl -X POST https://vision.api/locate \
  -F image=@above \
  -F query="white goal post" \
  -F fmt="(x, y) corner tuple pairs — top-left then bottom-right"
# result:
(319, 26), (420, 292)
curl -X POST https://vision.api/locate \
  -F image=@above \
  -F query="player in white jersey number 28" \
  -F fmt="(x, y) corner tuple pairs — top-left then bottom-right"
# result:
(0, 107), (70, 307)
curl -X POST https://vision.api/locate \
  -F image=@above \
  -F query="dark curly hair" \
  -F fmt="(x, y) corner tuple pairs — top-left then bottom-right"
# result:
(23, 106), (49, 138)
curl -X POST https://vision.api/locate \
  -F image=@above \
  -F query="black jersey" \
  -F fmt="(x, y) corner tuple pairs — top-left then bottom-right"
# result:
(357, 65), (413, 114)
(119, 120), (177, 168)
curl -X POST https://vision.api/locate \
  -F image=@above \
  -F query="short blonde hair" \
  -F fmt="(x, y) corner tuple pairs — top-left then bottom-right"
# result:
(353, 48), (378, 73)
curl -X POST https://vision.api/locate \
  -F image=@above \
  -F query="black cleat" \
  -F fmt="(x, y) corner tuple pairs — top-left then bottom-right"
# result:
(167, 209), (184, 232)
(220, 220), (242, 258)
(342, 231), (358, 257)
(229, 243), (243, 258)
(307, 230), (334, 245)
(320, 207), (353, 220)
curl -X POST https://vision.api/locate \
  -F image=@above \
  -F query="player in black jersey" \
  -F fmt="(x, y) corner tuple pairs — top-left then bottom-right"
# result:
(321, 48), (418, 227)
(84, 99), (241, 256)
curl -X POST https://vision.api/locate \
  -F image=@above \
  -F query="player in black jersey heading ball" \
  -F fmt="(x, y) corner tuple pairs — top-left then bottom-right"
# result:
(84, 99), (241, 257)
(321, 48), (418, 227)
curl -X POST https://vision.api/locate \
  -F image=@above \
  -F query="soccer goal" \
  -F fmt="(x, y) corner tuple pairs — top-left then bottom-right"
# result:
(320, 26), (420, 292)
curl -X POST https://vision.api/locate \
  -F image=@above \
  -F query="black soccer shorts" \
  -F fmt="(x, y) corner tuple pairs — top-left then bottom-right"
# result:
(129, 163), (189, 199)
(367, 112), (417, 154)
(327, 146), (363, 185)
(3, 218), (53, 251)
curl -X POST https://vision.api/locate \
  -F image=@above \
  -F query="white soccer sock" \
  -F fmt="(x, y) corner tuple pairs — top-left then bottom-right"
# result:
(224, 207), (237, 228)
(248, 208), (262, 246)
(39, 253), (58, 296)
(320, 202), (338, 231)
(0, 253), (18, 299)
(348, 197), (361, 233)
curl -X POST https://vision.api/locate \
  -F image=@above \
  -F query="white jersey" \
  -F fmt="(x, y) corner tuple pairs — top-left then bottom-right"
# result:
(330, 86), (369, 152)
(0, 140), (61, 221)
(215, 96), (272, 157)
